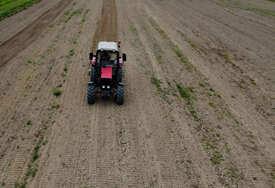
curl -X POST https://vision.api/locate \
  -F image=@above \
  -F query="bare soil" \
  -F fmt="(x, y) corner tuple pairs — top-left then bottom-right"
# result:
(0, 0), (72, 67)
(0, 0), (274, 187)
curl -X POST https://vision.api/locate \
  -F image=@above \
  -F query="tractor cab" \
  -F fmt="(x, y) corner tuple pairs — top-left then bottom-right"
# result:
(96, 42), (119, 66)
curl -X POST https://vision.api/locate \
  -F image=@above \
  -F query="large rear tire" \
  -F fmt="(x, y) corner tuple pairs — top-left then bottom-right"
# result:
(87, 85), (96, 104)
(117, 68), (123, 83)
(115, 86), (124, 105)
(90, 67), (96, 82)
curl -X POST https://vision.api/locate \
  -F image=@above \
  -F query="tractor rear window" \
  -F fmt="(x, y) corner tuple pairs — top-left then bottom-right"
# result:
(97, 51), (118, 62)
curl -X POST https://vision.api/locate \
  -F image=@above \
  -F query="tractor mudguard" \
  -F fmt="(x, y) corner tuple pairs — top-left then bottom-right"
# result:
(118, 82), (124, 87)
(88, 82), (94, 86)
(91, 57), (96, 66)
(119, 58), (123, 68)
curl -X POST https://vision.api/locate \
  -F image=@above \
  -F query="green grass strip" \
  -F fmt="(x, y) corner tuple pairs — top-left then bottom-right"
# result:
(148, 18), (194, 71)
(0, 0), (41, 21)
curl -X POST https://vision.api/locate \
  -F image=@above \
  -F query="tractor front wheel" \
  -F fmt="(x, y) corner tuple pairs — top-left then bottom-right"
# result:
(115, 86), (124, 105)
(87, 84), (96, 104)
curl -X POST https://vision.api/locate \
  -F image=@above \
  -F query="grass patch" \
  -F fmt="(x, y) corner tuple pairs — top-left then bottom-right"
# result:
(151, 75), (172, 103)
(210, 151), (224, 165)
(64, 65), (68, 72)
(53, 88), (62, 97)
(31, 167), (38, 177)
(17, 135), (44, 187)
(173, 47), (193, 71)
(64, 9), (83, 23)
(176, 83), (200, 121)
(224, 0), (275, 17)
(0, 0), (40, 21)
(153, 43), (164, 64)
(32, 145), (39, 162)
(26, 165), (38, 177)
(32, 136), (43, 162)
(129, 26), (138, 34)
(199, 82), (205, 87)
(27, 60), (37, 65)
(176, 84), (191, 104)
(51, 103), (60, 109)
(227, 167), (240, 179)
(48, 23), (55, 28)
(82, 9), (89, 23)
(246, 7), (275, 17)
(26, 120), (32, 126)
(151, 75), (161, 91)
(208, 102), (216, 108)
(215, 48), (231, 64)
(69, 49), (75, 57)
(149, 18), (193, 71)
(14, 182), (26, 188)
(72, 38), (77, 45)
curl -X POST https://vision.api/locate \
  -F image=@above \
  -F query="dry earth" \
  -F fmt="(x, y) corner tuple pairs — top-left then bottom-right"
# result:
(0, 0), (274, 187)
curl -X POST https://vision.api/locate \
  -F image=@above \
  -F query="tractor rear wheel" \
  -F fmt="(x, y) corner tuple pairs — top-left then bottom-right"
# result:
(87, 85), (96, 104)
(115, 85), (124, 105)
(90, 67), (96, 82)
(117, 68), (123, 83)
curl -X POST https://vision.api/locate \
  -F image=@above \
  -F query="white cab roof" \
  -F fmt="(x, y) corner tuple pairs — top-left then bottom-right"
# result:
(97, 41), (118, 51)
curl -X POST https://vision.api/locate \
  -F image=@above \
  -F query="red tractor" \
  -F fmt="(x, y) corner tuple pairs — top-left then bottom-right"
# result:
(88, 41), (126, 105)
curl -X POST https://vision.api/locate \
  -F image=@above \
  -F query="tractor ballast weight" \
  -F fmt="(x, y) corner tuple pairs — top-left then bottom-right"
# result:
(87, 41), (126, 105)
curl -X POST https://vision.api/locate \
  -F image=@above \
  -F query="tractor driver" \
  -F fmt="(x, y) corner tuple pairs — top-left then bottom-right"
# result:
(100, 51), (117, 67)
(101, 51), (110, 62)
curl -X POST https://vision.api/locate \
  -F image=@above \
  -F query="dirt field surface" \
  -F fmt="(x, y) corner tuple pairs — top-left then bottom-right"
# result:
(0, 0), (274, 187)
(0, 0), (72, 67)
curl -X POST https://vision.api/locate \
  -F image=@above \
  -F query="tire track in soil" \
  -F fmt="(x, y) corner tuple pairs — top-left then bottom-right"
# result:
(31, 1), (102, 186)
(89, 0), (165, 186)
(116, 1), (211, 187)
(0, 0), (97, 186)
(143, 1), (275, 186)
(91, 0), (120, 186)
(0, 16), (75, 186)
(92, 0), (118, 52)
(32, 0), (118, 186)
(0, 0), (73, 68)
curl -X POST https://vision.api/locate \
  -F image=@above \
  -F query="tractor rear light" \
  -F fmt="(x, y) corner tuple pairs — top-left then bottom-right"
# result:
(102, 85), (105, 89)
(107, 85), (110, 89)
